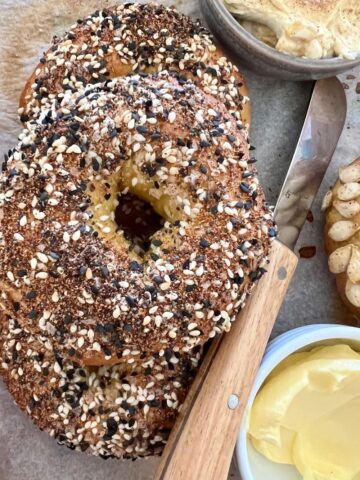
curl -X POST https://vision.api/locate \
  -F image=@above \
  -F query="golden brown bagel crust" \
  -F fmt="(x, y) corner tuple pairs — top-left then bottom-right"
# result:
(1, 72), (273, 366)
(19, 3), (250, 127)
(323, 156), (360, 317)
(0, 312), (202, 458)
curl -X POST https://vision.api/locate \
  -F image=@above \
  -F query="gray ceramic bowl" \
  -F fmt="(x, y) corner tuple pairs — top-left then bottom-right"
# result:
(201, 0), (360, 81)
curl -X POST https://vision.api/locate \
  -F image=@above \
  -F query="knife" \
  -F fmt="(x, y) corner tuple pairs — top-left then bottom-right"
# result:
(154, 77), (347, 480)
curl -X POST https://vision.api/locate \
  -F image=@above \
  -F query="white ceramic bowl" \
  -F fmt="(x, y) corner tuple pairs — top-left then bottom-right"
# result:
(236, 324), (360, 480)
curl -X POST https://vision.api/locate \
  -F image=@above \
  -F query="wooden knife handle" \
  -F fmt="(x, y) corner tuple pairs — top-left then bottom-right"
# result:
(154, 240), (298, 480)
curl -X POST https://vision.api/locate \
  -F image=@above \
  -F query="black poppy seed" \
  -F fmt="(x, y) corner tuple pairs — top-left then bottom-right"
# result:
(102, 324), (115, 333)
(69, 188), (80, 196)
(200, 140), (211, 148)
(95, 325), (105, 334)
(26, 291), (37, 300)
(13, 302), (20, 312)
(249, 271), (258, 281)
(186, 284), (196, 293)
(49, 251), (60, 260)
(153, 275), (163, 284)
(164, 348), (173, 362)
(136, 125), (148, 134)
(124, 323), (132, 332)
(245, 201), (252, 210)
(64, 314), (73, 325)
(242, 171), (253, 178)
(105, 418), (118, 438)
(151, 239), (162, 247)
(269, 227), (277, 237)
(144, 366), (152, 376)
(206, 67), (217, 76)
(176, 138), (186, 146)
(129, 260), (143, 272)
(17, 270), (27, 277)
(199, 239), (210, 248)
(227, 134), (236, 143)
(150, 253), (159, 261)
(8, 168), (18, 178)
(258, 267), (267, 278)
(210, 129), (221, 138)
(239, 242), (248, 253)
(28, 309), (38, 320)
(91, 285), (99, 295)
(240, 182), (250, 193)
(235, 201), (244, 209)
(113, 336), (123, 348)
(103, 346), (112, 357)
(199, 164), (207, 174)
(125, 296), (137, 307)
(104, 193), (111, 200)
(79, 266), (87, 276)
(100, 266), (109, 277)
(39, 191), (49, 202)
(109, 128), (120, 139)
(92, 158), (100, 171)
(20, 113), (30, 123)
(67, 348), (76, 358)
(111, 280), (121, 290)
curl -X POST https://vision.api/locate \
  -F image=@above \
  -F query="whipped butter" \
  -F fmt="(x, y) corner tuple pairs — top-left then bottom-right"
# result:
(248, 344), (360, 480)
(225, 0), (360, 59)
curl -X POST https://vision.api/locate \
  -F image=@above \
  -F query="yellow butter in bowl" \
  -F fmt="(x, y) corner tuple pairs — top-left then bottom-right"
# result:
(248, 345), (360, 480)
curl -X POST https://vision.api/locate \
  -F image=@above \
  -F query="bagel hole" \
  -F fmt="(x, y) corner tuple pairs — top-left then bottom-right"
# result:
(115, 192), (164, 256)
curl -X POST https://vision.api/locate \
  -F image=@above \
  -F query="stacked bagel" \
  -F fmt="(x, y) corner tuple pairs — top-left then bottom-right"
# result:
(0, 3), (274, 458)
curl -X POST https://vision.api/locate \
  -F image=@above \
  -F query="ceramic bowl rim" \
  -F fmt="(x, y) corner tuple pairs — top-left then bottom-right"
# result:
(204, 0), (360, 72)
(236, 324), (360, 480)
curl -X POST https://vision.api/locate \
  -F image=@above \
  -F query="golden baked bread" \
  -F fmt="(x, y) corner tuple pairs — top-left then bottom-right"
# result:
(20, 3), (251, 127)
(0, 312), (201, 458)
(0, 72), (274, 367)
(323, 156), (360, 316)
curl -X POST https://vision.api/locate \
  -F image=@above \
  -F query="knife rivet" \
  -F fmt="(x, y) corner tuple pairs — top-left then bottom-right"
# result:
(228, 394), (239, 410)
(277, 267), (287, 280)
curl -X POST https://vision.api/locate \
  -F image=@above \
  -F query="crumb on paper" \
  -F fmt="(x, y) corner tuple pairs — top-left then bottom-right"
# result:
(299, 246), (317, 259)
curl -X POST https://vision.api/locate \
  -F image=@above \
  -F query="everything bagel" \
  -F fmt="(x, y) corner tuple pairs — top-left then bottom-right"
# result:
(0, 72), (273, 367)
(20, 3), (250, 127)
(0, 313), (202, 458)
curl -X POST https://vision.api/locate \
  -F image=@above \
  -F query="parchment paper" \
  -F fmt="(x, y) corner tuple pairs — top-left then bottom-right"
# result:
(0, 1), (359, 479)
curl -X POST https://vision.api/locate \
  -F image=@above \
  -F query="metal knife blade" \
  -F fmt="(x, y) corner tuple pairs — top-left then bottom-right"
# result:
(274, 77), (347, 250)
